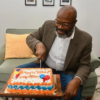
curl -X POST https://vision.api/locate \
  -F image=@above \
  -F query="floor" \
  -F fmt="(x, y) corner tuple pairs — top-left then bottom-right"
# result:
(0, 67), (100, 100)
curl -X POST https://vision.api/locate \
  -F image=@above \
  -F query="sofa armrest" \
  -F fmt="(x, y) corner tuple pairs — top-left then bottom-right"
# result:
(90, 52), (100, 72)
(0, 45), (5, 65)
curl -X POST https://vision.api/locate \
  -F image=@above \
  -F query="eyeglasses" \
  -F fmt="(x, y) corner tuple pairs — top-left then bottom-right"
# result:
(54, 19), (74, 27)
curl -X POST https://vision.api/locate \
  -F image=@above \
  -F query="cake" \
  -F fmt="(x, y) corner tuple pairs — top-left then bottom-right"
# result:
(7, 68), (55, 94)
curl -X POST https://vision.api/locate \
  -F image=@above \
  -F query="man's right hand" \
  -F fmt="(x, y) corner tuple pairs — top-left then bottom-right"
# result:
(35, 42), (46, 60)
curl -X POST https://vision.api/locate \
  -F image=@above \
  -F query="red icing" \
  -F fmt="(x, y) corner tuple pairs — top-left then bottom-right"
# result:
(43, 75), (50, 82)
(16, 74), (20, 78)
(43, 78), (45, 82)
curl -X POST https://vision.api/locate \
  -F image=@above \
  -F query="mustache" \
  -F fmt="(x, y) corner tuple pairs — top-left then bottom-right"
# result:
(58, 29), (65, 32)
(56, 26), (74, 36)
(56, 28), (66, 32)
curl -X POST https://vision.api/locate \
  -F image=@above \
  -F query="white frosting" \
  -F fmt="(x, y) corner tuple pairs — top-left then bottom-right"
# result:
(11, 69), (52, 84)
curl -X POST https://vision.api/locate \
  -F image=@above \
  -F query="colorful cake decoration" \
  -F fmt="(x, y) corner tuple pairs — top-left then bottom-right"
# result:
(16, 69), (20, 71)
(16, 74), (20, 79)
(14, 71), (19, 75)
(13, 69), (21, 79)
(40, 74), (45, 79)
(40, 74), (50, 82)
(43, 75), (50, 82)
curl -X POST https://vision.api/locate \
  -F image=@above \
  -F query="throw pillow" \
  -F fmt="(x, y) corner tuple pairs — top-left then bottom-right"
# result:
(4, 33), (36, 60)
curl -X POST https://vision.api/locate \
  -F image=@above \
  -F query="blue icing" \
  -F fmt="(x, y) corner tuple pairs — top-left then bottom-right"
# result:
(47, 85), (54, 90)
(37, 86), (41, 90)
(24, 86), (30, 90)
(10, 85), (54, 90)
(14, 85), (19, 90)
(40, 74), (45, 79)
(42, 86), (47, 90)
(52, 85), (54, 88)
(8, 85), (13, 89)
(30, 86), (35, 89)
(19, 85), (24, 89)
(47, 87), (52, 90)
(16, 69), (20, 71)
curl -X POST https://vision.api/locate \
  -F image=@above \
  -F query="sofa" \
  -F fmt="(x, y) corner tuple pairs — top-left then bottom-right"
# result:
(0, 29), (100, 98)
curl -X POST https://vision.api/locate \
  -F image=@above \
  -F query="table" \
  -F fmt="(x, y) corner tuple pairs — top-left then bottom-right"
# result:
(0, 74), (63, 100)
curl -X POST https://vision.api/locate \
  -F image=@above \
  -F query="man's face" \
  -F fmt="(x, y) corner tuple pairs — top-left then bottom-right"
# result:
(55, 12), (77, 37)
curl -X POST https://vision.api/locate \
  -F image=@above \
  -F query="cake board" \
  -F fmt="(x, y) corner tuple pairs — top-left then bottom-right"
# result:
(0, 74), (63, 100)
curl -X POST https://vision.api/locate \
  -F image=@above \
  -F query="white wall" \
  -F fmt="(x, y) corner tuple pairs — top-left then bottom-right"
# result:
(0, 0), (100, 56)
(72, 0), (100, 56)
(0, 0), (61, 47)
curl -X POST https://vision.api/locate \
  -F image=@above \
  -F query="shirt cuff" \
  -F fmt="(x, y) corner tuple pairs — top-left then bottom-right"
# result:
(74, 76), (83, 85)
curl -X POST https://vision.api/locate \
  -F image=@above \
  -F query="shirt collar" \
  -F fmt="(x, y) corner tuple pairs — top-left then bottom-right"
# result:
(68, 26), (75, 40)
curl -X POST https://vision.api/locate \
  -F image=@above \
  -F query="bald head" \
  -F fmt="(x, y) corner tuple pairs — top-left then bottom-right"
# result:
(55, 5), (77, 37)
(57, 5), (77, 21)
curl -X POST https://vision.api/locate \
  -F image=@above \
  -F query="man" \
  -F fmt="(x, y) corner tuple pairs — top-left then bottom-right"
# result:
(17, 5), (92, 100)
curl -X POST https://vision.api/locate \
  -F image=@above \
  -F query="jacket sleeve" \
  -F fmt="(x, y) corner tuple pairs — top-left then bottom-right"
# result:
(74, 36), (92, 85)
(26, 22), (46, 53)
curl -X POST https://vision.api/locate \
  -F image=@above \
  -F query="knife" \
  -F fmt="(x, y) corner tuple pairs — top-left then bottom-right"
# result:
(40, 59), (42, 68)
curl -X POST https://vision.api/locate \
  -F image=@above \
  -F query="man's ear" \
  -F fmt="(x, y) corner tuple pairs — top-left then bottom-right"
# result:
(74, 20), (77, 24)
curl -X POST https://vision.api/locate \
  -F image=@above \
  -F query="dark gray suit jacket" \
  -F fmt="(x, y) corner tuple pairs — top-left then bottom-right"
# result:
(26, 20), (92, 85)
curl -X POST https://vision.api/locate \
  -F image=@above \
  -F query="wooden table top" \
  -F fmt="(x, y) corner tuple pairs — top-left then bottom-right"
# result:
(0, 74), (63, 99)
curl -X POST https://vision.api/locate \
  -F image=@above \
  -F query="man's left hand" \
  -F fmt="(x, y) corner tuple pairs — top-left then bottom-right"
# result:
(63, 78), (81, 100)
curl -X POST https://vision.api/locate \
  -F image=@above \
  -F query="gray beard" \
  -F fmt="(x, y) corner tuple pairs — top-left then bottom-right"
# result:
(56, 27), (74, 39)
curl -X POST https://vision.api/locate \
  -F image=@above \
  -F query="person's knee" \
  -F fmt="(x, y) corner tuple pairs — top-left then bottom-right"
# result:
(16, 63), (40, 68)
(16, 63), (30, 68)
(16, 65), (25, 68)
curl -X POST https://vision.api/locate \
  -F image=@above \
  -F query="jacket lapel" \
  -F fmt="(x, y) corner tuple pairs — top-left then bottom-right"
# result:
(63, 27), (79, 70)
(44, 30), (56, 60)
(46, 31), (56, 52)
(42, 22), (57, 61)
(45, 22), (57, 54)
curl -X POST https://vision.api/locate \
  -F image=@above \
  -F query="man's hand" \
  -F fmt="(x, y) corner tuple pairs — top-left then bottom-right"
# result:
(63, 78), (81, 100)
(35, 42), (46, 60)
